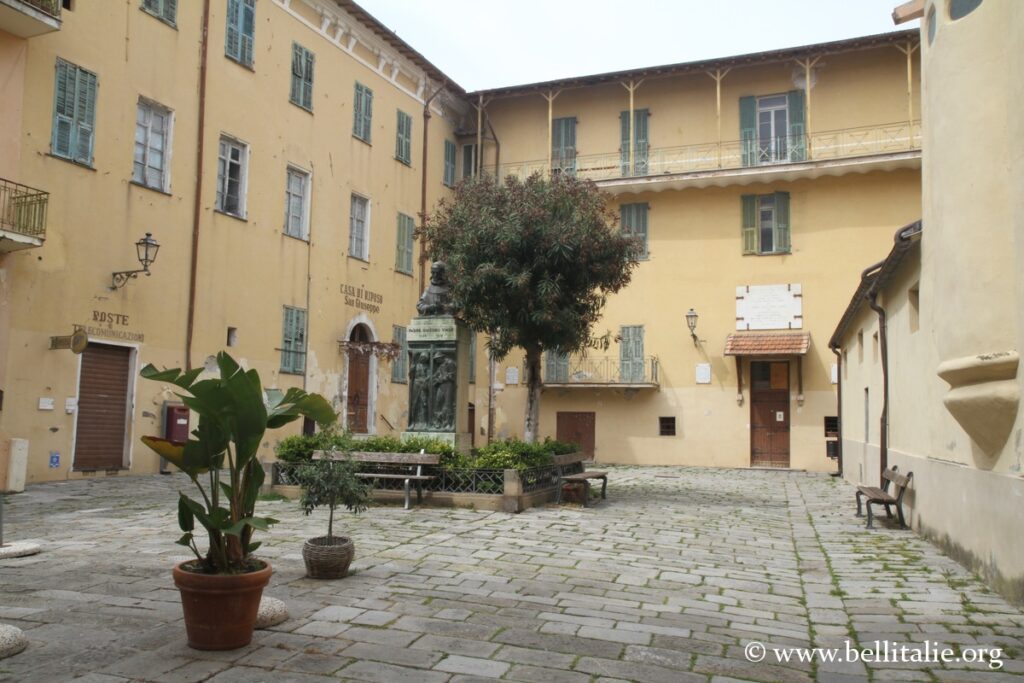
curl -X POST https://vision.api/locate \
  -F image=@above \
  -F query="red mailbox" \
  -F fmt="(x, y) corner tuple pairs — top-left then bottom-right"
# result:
(160, 403), (190, 474)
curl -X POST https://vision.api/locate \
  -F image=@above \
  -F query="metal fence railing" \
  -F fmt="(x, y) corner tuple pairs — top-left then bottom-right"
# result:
(19, 0), (61, 18)
(271, 462), (515, 496)
(0, 178), (48, 238)
(484, 120), (921, 183)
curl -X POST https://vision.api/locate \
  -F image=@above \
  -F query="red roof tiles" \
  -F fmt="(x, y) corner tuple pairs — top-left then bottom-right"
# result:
(724, 332), (811, 356)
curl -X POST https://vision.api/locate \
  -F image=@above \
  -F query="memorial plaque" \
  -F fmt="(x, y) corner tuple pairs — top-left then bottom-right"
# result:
(735, 283), (803, 330)
(408, 316), (457, 342)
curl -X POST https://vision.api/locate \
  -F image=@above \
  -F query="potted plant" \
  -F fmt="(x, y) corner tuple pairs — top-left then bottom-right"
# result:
(295, 456), (371, 579)
(139, 352), (335, 650)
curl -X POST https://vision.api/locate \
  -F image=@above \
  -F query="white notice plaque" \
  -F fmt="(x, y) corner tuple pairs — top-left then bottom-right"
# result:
(696, 363), (712, 384)
(505, 367), (520, 385)
(408, 316), (457, 342)
(736, 284), (803, 330)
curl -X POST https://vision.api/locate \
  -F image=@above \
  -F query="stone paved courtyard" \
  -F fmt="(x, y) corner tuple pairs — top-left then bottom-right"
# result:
(0, 466), (1021, 682)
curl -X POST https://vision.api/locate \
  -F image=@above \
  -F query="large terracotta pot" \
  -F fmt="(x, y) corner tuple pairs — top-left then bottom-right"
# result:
(172, 560), (272, 650)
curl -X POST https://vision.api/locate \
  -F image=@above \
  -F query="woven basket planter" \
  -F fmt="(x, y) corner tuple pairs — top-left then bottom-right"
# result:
(302, 536), (354, 579)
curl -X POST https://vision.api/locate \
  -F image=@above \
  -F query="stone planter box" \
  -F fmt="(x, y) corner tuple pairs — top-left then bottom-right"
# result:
(266, 452), (586, 513)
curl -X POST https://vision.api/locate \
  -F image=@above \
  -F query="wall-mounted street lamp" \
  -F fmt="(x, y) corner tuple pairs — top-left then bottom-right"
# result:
(686, 308), (700, 345)
(111, 233), (160, 290)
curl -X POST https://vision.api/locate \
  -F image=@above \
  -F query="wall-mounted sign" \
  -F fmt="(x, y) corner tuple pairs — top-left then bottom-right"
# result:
(505, 367), (519, 385)
(74, 321), (144, 343)
(695, 363), (712, 384)
(38, 397), (54, 411)
(341, 283), (384, 315)
(49, 452), (60, 469)
(776, 411), (785, 422)
(736, 284), (803, 330)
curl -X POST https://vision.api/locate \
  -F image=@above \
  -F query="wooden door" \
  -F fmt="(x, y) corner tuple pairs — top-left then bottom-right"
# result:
(347, 325), (370, 433)
(556, 411), (596, 459)
(750, 361), (790, 468)
(468, 403), (475, 447)
(74, 343), (132, 470)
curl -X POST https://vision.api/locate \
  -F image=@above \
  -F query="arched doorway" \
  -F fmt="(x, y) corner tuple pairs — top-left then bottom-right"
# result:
(347, 324), (372, 433)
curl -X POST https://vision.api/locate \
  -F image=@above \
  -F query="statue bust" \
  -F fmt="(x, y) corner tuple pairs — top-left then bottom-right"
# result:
(416, 261), (454, 316)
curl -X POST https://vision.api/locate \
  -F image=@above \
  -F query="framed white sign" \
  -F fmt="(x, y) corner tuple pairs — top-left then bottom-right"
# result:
(736, 284), (803, 330)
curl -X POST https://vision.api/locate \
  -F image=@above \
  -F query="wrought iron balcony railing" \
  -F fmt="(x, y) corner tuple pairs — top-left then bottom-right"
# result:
(0, 178), (49, 238)
(544, 355), (659, 387)
(10, 0), (61, 18)
(485, 120), (921, 183)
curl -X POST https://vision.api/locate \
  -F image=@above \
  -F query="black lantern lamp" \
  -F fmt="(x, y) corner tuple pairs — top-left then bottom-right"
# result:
(111, 233), (160, 290)
(686, 308), (699, 345)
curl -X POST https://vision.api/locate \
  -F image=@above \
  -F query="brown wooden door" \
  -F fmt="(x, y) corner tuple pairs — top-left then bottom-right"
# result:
(468, 403), (475, 447)
(750, 361), (790, 468)
(556, 411), (596, 458)
(74, 343), (132, 470)
(347, 325), (371, 433)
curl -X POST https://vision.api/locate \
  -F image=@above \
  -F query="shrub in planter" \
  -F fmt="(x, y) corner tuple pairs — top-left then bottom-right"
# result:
(295, 457), (371, 579)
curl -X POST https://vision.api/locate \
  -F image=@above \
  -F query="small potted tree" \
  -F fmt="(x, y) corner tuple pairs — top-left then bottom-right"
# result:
(296, 456), (371, 579)
(139, 352), (335, 650)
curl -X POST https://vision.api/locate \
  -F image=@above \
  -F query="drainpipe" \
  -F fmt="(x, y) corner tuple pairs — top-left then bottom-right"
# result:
(867, 289), (888, 486)
(829, 343), (843, 477)
(185, 0), (212, 371)
(419, 81), (447, 293)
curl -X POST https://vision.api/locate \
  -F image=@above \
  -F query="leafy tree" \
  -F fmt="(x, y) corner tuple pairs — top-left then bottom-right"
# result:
(423, 172), (641, 442)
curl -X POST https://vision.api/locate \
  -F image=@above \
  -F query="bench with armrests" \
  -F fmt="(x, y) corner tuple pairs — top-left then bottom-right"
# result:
(855, 465), (913, 529)
(313, 449), (439, 510)
(553, 452), (608, 507)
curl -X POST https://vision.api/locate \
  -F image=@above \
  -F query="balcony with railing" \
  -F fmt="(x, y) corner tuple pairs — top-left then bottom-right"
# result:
(544, 354), (660, 389)
(0, 0), (61, 36)
(485, 120), (921, 193)
(0, 178), (48, 251)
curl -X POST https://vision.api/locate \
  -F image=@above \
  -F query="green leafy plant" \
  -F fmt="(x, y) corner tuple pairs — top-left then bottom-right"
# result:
(295, 457), (372, 538)
(140, 352), (336, 574)
(473, 437), (579, 470)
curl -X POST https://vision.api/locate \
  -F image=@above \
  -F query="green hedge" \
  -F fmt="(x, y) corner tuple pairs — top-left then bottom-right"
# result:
(472, 438), (579, 471)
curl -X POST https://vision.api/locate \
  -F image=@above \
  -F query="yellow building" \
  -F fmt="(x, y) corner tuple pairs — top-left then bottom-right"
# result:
(469, 31), (923, 471)
(0, 0), (464, 486)
(833, 0), (1024, 602)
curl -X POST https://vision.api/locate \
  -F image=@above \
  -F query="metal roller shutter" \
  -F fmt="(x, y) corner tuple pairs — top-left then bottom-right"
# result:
(74, 343), (131, 470)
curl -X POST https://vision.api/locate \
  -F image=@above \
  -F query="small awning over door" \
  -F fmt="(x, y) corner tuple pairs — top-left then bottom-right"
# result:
(724, 332), (811, 356)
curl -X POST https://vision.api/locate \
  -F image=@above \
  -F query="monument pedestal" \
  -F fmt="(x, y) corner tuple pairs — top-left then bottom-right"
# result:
(402, 314), (472, 454)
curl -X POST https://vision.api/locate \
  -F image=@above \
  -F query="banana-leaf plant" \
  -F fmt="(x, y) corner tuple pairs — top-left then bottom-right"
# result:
(139, 352), (336, 574)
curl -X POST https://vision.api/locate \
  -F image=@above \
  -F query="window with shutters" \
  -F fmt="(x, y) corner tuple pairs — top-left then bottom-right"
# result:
(395, 212), (415, 274)
(443, 140), (457, 187)
(461, 143), (478, 179)
(215, 136), (248, 217)
(280, 306), (307, 374)
(133, 99), (172, 192)
(741, 192), (791, 255)
(141, 0), (177, 25)
(545, 349), (569, 383)
(392, 325), (408, 383)
(225, 0), (255, 68)
(395, 110), (412, 164)
(552, 117), (577, 176)
(289, 43), (314, 111)
(349, 194), (370, 260)
(51, 59), (98, 166)
(740, 92), (805, 167)
(620, 203), (649, 260)
(619, 109), (649, 176)
(283, 166), (309, 240)
(353, 82), (373, 143)
(619, 326), (645, 383)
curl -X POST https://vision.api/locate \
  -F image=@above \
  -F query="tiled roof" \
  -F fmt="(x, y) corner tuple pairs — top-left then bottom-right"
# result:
(724, 332), (811, 356)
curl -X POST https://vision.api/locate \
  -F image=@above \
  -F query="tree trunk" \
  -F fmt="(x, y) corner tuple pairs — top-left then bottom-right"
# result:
(523, 346), (542, 444)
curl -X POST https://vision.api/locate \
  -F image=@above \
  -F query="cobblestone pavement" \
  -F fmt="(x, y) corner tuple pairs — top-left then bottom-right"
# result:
(1, 467), (1022, 682)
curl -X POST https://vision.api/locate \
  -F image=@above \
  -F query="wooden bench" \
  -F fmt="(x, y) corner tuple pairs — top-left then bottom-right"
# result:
(855, 466), (913, 529)
(553, 452), (608, 507)
(314, 450), (440, 510)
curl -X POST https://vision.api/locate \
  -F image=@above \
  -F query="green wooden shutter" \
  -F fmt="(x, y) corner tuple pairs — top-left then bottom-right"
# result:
(395, 213), (414, 273)
(787, 90), (806, 161)
(301, 48), (314, 109)
(281, 307), (296, 373)
(73, 68), (97, 165)
(52, 60), (75, 158)
(396, 111), (411, 163)
(443, 140), (456, 186)
(392, 326), (407, 382)
(741, 194), (758, 254)
(620, 326), (644, 382)
(637, 203), (649, 259)
(545, 350), (568, 383)
(290, 44), (302, 105)
(163, 0), (177, 22)
(353, 84), (364, 137)
(740, 96), (757, 167)
(240, 0), (255, 66)
(634, 109), (649, 175)
(774, 191), (791, 253)
(225, 0), (240, 60)
(552, 118), (576, 175)
(619, 111), (630, 176)
(362, 86), (373, 142)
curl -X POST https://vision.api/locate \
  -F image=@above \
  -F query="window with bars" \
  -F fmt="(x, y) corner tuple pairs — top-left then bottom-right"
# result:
(284, 166), (309, 239)
(141, 0), (177, 24)
(216, 136), (248, 217)
(741, 192), (790, 255)
(659, 417), (676, 436)
(443, 140), (456, 187)
(225, 0), (255, 68)
(353, 82), (373, 142)
(620, 203), (649, 259)
(392, 325), (408, 382)
(395, 213), (415, 274)
(51, 58), (98, 166)
(281, 306), (307, 374)
(289, 43), (314, 111)
(395, 110), (412, 164)
(349, 194), (369, 260)
(133, 99), (171, 191)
